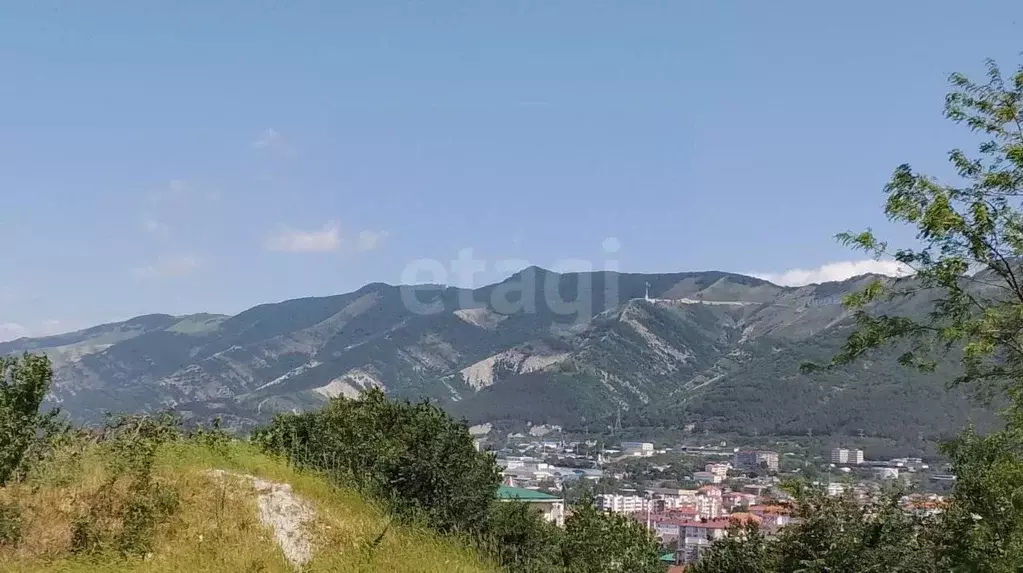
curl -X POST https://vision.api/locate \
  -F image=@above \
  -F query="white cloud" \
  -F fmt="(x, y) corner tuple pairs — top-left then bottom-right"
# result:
(251, 128), (298, 158)
(266, 222), (342, 253)
(131, 255), (202, 280)
(357, 230), (389, 251)
(265, 223), (388, 254)
(0, 322), (28, 342)
(750, 259), (912, 287)
(0, 320), (71, 342)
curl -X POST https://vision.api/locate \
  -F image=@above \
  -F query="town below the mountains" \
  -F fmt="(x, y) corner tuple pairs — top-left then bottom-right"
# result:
(479, 425), (954, 567)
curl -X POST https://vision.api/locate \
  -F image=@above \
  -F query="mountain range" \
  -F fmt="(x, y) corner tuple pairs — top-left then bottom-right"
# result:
(0, 267), (996, 441)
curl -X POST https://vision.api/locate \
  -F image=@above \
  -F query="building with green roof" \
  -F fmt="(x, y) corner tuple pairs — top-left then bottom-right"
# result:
(496, 485), (565, 526)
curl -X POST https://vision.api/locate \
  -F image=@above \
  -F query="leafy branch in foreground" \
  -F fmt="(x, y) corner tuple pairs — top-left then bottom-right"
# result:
(802, 60), (1023, 404)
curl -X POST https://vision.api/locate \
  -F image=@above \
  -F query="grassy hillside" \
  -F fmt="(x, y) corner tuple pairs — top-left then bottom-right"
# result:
(0, 441), (496, 573)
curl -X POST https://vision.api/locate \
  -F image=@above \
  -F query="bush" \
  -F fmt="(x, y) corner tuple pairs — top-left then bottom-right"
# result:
(254, 388), (501, 535)
(72, 412), (183, 557)
(483, 500), (563, 573)
(0, 354), (62, 485)
(689, 485), (939, 573)
(560, 497), (662, 573)
(0, 502), (22, 547)
(189, 417), (232, 456)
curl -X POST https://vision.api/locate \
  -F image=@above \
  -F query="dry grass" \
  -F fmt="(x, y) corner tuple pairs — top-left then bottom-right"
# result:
(0, 441), (498, 573)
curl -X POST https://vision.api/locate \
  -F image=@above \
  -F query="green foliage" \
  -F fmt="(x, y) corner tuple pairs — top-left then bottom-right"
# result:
(483, 501), (563, 573)
(926, 422), (1023, 570)
(254, 389), (677, 572)
(686, 523), (773, 573)
(691, 489), (938, 573)
(188, 417), (232, 456)
(117, 481), (180, 557)
(72, 412), (183, 557)
(0, 502), (22, 548)
(254, 388), (502, 536)
(809, 59), (1023, 401)
(0, 353), (63, 485)
(560, 497), (661, 573)
(699, 58), (1023, 573)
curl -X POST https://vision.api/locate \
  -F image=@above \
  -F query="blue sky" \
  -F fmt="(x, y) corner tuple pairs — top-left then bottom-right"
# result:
(1, 1), (1021, 339)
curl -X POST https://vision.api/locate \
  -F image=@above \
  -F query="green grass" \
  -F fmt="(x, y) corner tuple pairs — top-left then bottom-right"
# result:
(0, 441), (498, 573)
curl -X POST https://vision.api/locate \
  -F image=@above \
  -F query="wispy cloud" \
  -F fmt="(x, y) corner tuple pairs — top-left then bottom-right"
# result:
(749, 259), (912, 286)
(131, 255), (203, 280)
(0, 322), (27, 341)
(0, 319), (64, 342)
(265, 222), (342, 253)
(265, 223), (388, 254)
(251, 128), (298, 158)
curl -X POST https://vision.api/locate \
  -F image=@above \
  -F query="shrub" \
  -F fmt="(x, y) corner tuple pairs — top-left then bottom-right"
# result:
(72, 412), (183, 557)
(254, 388), (501, 535)
(0, 354), (62, 485)
(189, 417), (232, 456)
(483, 500), (563, 573)
(0, 502), (22, 547)
(560, 497), (662, 573)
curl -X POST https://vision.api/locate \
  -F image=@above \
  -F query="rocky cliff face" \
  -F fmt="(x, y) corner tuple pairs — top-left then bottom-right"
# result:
(1, 268), (993, 438)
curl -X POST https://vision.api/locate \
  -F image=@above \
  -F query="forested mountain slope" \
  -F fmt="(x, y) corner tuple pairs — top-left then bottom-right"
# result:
(1, 268), (994, 439)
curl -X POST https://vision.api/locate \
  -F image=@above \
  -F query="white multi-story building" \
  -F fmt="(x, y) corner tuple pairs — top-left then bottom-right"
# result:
(621, 442), (655, 457)
(596, 494), (651, 514)
(656, 496), (690, 511)
(831, 448), (849, 464)
(705, 463), (730, 479)
(831, 448), (864, 465)
(695, 488), (723, 518)
(676, 520), (734, 564)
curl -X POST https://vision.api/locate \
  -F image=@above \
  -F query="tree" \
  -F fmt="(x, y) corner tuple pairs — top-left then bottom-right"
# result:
(0, 353), (61, 485)
(691, 489), (938, 573)
(803, 58), (1023, 573)
(806, 59), (1023, 402)
(687, 522), (774, 573)
(695, 58), (1023, 572)
(484, 500), (563, 573)
(560, 497), (662, 573)
(921, 425), (1023, 570)
(253, 388), (501, 535)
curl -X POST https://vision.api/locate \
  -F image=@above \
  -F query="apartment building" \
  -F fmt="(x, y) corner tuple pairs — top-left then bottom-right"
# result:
(831, 448), (864, 465)
(734, 449), (779, 471)
(596, 494), (652, 514)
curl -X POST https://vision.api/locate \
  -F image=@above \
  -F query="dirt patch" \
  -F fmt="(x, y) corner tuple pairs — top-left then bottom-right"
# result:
(208, 469), (316, 569)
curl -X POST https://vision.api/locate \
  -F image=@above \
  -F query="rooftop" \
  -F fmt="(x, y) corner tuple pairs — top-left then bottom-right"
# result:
(496, 485), (561, 501)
